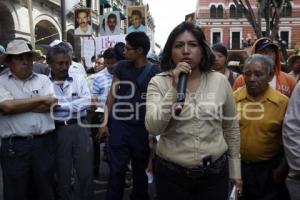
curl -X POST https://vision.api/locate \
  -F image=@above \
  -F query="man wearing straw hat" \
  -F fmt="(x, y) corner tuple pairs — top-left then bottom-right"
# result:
(0, 39), (58, 200)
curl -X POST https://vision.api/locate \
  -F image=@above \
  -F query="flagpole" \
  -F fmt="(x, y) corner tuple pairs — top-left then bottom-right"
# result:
(61, 0), (67, 41)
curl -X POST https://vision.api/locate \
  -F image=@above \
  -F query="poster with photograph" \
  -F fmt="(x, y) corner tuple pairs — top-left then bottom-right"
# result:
(127, 5), (147, 34)
(185, 12), (195, 23)
(74, 8), (92, 36)
(100, 11), (121, 36)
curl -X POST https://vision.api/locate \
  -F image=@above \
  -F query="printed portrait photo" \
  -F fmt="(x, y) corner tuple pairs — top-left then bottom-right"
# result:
(100, 11), (121, 36)
(185, 12), (195, 23)
(74, 8), (92, 36)
(127, 5), (147, 34)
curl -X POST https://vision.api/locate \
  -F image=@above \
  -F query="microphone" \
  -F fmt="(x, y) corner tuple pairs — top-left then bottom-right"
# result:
(175, 72), (188, 116)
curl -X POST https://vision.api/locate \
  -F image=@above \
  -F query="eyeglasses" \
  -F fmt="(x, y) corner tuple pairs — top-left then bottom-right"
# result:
(124, 46), (136, 51)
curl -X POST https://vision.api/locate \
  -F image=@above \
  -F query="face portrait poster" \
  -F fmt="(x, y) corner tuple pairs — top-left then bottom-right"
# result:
(185, 12), (195, 23)
(101, 11), (121, 36)
(74, 8), (92, 36)
(127, 5), (147, 34)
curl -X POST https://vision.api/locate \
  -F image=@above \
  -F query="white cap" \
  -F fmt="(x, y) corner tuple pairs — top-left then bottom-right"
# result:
(49, 39), (63, 47)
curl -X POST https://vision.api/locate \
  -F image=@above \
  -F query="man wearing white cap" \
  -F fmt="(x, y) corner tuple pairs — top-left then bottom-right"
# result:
(0, 39), (58, 200)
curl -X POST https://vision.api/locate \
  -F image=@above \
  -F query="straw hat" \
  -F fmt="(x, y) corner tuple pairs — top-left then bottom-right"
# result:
(0, 39), (38, 64)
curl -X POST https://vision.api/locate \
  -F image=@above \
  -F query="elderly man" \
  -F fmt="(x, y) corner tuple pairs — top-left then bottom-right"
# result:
(49, 40), (87, 78)
(47, 43), (93, 200)
(234, 54), (289, 200)
(233, 37), (296, 97)
(0, 39), (57, 200)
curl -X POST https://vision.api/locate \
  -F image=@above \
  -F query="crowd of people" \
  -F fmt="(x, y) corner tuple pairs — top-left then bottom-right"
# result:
(0, 21), (300, 200)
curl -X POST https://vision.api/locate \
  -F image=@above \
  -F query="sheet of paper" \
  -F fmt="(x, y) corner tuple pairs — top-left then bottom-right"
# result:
(95, 107), (104, 113)
(229, 185), (236, 200)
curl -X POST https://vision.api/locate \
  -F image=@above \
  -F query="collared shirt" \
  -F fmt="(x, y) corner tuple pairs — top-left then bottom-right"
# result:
(92, 68), (113, 107)
(69, 61), (87, 78)
(74, 24), (92, 35)
(283, 82), (300, 172)
(0, 70), (55, 138)
(145, 71), (241, 179)
(128, 24), (145, 33)
(50, 73), (91, 121)
(234, 85), (289, 162)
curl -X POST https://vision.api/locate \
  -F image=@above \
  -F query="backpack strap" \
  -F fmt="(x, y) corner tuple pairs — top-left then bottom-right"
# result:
(136, 63), (153, 86)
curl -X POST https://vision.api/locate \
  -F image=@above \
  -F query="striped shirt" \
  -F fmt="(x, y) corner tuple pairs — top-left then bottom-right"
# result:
(92, 68), (113, 107)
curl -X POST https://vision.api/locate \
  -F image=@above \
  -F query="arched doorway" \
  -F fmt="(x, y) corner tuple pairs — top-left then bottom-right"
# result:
(35, 20), (60, 46)
(0, 2), (15, 47)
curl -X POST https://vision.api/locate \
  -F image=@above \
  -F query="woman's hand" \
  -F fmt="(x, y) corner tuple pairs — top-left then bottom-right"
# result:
(171, 62), (191, 89)
(231, 178), (243, 199)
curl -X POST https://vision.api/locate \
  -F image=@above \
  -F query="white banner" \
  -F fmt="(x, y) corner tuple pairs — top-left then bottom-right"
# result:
(95, 34), (126, 55)
(82, 38), (96, 68)
(82, 34), (126, 67)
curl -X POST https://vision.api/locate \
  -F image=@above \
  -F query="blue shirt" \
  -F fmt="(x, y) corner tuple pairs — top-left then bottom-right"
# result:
(113, 60), (161, 123)
(92, 68), (113, 107)
(128, 24), (145, 33)
(50, 74), (91, 120)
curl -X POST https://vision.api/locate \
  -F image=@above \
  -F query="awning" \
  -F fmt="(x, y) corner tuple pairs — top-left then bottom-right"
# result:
(100, 0), (111, 8)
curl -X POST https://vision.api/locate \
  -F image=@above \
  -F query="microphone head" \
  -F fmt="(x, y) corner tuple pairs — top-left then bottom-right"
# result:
(174, 103), (184, 116)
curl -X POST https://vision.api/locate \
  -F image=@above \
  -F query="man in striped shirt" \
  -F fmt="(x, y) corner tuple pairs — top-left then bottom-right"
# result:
(92, 48), (117, 108)
(91, 48), (118, 177)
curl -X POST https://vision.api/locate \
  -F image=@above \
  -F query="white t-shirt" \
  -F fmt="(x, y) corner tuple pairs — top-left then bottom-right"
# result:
(74, 25), (92, 35)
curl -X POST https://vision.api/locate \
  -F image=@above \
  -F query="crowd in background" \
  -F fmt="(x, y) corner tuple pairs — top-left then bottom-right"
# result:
(0, 21), (300, 200)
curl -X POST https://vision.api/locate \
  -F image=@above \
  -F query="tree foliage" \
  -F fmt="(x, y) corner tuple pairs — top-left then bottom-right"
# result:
(233, 0), (291, 40)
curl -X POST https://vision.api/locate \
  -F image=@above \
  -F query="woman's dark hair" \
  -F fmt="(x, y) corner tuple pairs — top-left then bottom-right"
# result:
(211, 43), (228, 58)
(160, 21), (215, 72)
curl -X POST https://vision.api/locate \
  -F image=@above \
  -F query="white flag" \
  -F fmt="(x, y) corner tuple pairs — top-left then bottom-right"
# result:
(65, 0), (80, 13)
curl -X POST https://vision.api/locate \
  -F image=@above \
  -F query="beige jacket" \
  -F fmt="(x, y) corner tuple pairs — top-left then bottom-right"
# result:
(145, 71), (241, 179)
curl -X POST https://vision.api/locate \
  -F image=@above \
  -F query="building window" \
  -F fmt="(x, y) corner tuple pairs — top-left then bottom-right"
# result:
(230, 5), (236, 18)
(210, 5), (217, 18)
(231, 31), (241, 49)
(230, 4), (243, 18)
(237, 5), (243, 18)
(280, 31), (289, 47)
(86, 0), (91, 8)
(281, 2), (292, 17)
(213, 32), (221, 44)
(217, 5), (223, 19)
